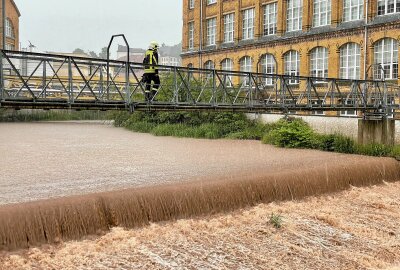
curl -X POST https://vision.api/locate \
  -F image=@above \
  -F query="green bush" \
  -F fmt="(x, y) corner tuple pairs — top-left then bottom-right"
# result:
(317, 133), (356, 154)
(355, 143), (393, 157)
(390, 145), (400, 160)
(262, 118), (318, 148)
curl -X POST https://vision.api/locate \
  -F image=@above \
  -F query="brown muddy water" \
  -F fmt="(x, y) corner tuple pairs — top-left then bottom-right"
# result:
(0, 121), (387, 206)
(0, 122), (399, 251)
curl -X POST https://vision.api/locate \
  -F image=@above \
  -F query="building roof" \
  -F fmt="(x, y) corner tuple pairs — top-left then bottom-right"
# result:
(117, 45), (145, 54)
(159, 43), (182, 58)
(10, 0), (21, 17)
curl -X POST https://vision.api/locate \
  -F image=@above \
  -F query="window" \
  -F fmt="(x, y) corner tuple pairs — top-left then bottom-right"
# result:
(206, 17), (217, 46)
(374, 38), (398, 80)
(224, 13), (235, 43)
(207, 0), (216, 5)
(5, 18), (14, 38)
(263, 3), (277, 36)
(204, 60), (215, 70)
(378, 0), (400, 15)
(287, 0), (303, 32)
(189, 0), (195, 9)
(284, 50), (300, 84)
(313, 0), (331, 27)
(310, 47), (329, 79)
(343, 0), (363, 22)
(340, 43), (361, 79)
(312, 100), (325, 115)
(188, 22), (194, 50)
(5, 44), (14, 50)
(240, 56), (252, 86)
(260, 54), (276, 86)
(242, 8), (255, 40)
(340, 100), (357, 117)
(204, 60), (215, 79)
(221, 58), (233, 86)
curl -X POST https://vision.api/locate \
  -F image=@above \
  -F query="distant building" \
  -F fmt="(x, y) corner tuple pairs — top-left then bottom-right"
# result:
(159, 43), (182, 66)
(0, 0), (20, 50)
(117, 43), (182, 66)
(116, 45), (146, 63)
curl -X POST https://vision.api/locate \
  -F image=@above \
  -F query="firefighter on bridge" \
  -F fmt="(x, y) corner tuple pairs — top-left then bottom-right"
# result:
(143, 41), (160, 101)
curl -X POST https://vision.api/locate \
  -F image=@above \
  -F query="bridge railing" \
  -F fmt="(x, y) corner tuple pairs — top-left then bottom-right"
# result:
(0, 50), (398, 117)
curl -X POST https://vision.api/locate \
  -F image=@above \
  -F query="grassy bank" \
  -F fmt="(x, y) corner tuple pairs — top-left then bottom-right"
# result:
(113, 111), (400, 159)
(0, 109), (111, 122)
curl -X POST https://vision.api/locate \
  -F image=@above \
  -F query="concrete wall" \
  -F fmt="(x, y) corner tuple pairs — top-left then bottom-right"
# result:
(253, 114), (400, 144)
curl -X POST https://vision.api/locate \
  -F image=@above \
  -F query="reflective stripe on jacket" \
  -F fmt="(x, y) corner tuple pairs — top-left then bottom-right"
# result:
(144, 49), (158, 74)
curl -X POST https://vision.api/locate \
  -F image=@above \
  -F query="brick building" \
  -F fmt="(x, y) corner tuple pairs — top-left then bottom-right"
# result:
(181, 0), (399, 84)
(0, 0), (20, 50)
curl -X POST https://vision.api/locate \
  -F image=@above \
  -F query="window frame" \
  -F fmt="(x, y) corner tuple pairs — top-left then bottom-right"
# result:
(284, 50), (300, 84)
(286, 0), (303, 32)
(242, 8), (255, 40)
(313, 0), (331, 27)
(263, 2), (277, 36)
(339, 43), (361, 80)
(240, 56), (253, 86)
(189, 0), (195, 9)
(221, 58), (234, 87)
(5, 18), (14, 39)
(343, 0), (364, 22)
(260, 54), (277, 86)
(377, 0), (400, 15)
(374, 38), (398, 80)
(188, 21), (195, 50)
(206, 17), (217, 46)
(310, 47), (329, 80)
(207, 0), (217, 5)
(223, 13), (235, 43)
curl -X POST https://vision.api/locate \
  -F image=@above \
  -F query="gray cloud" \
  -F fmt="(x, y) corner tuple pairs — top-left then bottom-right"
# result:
(15, 0), (182, 53)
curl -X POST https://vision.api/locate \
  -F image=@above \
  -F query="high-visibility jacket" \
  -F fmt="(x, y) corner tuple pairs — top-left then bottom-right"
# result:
(144, 49), (159, 74)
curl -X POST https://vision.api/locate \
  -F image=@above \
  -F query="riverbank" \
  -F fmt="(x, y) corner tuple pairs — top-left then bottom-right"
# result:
(114, 111), (400, 159)
(0, 109), (111, 122)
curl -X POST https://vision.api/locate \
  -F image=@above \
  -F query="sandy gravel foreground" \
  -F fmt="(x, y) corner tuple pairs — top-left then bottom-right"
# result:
(1, 181), (400, 270)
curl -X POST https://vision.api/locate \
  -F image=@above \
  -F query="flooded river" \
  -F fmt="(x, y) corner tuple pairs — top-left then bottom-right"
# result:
(0, 122), (385, 205)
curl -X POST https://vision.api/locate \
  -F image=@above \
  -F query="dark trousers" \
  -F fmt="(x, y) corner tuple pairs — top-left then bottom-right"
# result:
(143, 73), (160, 101)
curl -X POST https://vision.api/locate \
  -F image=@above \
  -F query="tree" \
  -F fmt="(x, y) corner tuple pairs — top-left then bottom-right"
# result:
(88, 51), (98, 58)
(72, 48), (86, 55)
(99, 47), (108, 59)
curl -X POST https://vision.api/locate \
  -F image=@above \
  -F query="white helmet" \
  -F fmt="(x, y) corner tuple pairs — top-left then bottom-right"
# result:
(150, 41), (159, 49)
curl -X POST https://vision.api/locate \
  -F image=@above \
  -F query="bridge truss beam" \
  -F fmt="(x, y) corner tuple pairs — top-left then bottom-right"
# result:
(0, 50), (398, 118)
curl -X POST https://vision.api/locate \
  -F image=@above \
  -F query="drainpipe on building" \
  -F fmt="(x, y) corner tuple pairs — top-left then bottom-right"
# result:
(0, 0), (5, 101)
(199, 0), (203, 69)
(363, 0), (369, 80)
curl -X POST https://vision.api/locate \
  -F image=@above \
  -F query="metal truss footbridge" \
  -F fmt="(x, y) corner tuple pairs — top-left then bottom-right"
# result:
(0, 49), (399, 118)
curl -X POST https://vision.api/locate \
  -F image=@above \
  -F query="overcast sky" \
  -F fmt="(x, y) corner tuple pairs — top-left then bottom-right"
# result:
(15, 0), (183, 54)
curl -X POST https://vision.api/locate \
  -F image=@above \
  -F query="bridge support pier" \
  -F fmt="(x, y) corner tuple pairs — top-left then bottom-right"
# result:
(358, 119), (395, 146)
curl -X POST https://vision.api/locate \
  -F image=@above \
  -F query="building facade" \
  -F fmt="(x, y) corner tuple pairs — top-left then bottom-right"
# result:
(181, 0), (400, 84)
(0, 0), (20, 50)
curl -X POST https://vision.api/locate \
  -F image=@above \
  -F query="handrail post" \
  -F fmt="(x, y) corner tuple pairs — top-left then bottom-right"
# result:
(107, 34), (130, 104)
(42, 60), (46, 99)
(125, 61), (130, 106)
(174, 67), (178, 104)
(68, 56), (73, 104)
(212, 69), (216, 106)
(0, 50), (3, 101)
